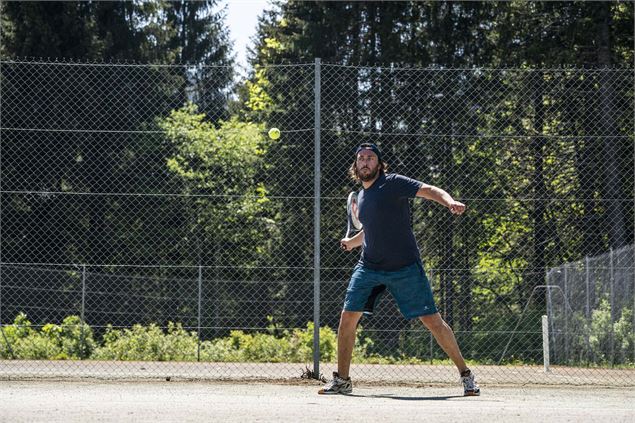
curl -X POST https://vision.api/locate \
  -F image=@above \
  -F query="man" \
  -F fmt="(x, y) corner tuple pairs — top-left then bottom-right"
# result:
(318, 143), (480, 396)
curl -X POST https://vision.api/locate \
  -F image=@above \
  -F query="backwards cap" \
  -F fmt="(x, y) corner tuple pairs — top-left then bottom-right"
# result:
(355, 143), (382, 161)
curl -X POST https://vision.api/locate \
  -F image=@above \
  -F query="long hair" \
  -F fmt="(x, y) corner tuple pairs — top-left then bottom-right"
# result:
(348, 160), (389, 183)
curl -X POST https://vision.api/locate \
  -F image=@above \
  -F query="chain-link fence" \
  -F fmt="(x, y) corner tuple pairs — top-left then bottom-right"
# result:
(542, 245), (634, 367)
(0, 59), (633, 385)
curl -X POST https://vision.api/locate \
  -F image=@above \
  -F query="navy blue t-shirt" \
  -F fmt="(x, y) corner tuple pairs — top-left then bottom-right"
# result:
(357, 173), (422, 271)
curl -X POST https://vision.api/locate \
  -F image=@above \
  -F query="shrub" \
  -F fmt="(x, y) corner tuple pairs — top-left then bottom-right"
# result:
(614, 307), (634, 364)
(568, 300), (634, 365)
(0, 313), (95, 360)
(199, 322), (339, 363)
(93, 322), (198, 361)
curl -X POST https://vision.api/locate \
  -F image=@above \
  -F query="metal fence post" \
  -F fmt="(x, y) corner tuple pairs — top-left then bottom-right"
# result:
(546, 273), (556, 362)
(198, 265), (203, 362)
(585, 255), (591, 363)
(563, 263), (568, 363)
(429, 268), (434, 363)
(585, 256), (590, 319)
(542, 315), (550, 372)
(312, 57), (321, 379)
(609, 247), (615, 366)
(0, 261), (2, 335)
(80, 264), (86, 359)
(0, 52), (3, 340)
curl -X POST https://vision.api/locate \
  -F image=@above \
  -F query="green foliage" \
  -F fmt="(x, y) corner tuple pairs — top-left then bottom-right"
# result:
(159, 103), (281, 268)
(2, 312), (632, 367)
(200, 322), (339, 363)
(161, 103), (268, 188)
(588, 300), (614, 361)
(0, 0), (235, 276)
(0, 1), (633, 370)
(536, 300), (634, 367)
(614, 307), (634, 364)
(244, 65), (274, 115)
(93, 322), (199, 361)
(585, 300), (634, 365)
(0, 313), (95, 360)
(0, 314), (408, 364)
(244, 0), (634, 341)
(1, 1), (234, 66)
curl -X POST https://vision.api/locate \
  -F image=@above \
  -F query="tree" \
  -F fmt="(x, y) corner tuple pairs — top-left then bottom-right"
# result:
(242, 1), (633, 358)
(165, 0), (234, 120)
(158, 103), (281, 334)
(0, 1), (236, 328)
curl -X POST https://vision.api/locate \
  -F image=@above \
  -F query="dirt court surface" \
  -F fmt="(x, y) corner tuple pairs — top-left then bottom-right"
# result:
(0, 380), (633, 423)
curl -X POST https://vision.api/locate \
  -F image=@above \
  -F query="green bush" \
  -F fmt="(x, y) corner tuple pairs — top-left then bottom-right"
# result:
(5, 311), (630, 366)
(566, 300), (634, 366)
(614, 307), (634, 364)
(0, 313), (95, 359)
(199, 322), (339, 363)
(90, 320), (339, 363)
(93, 322), (199, 361)
(587, 300), (634, 365)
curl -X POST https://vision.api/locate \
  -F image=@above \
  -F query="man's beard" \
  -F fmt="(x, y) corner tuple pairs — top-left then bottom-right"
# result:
(358, 164), (380, 182)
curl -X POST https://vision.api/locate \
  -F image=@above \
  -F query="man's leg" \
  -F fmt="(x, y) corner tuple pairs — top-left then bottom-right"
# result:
(337, 310), (363, 379)
(318, 310), (363, 395)
(419, 312), (467, 373)
(420, 312), (481, 396)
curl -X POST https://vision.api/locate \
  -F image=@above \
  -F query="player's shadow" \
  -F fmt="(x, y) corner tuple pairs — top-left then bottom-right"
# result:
(346, 393), (464, 401)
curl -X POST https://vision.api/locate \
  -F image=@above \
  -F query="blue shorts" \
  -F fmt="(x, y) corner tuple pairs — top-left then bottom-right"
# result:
(343, 261), (438, 320)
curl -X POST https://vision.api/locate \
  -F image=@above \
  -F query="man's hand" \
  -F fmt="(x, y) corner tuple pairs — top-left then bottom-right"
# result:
(340, 230), (364, 251)
(340, 237), (356, 251)
(448, 201), (466, 215)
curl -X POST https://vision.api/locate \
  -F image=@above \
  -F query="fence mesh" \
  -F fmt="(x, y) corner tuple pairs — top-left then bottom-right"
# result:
(545, 245), (634, 367)
(0, 59), (633, 385)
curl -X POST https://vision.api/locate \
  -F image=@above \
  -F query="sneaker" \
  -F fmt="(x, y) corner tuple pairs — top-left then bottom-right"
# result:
(318, 372), (353, 395)
(460, 369), (480, 396)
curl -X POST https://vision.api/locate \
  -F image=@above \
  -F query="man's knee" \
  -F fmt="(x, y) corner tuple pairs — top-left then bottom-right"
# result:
(419, 313), (449, 332)
(339, 311), (362, 332)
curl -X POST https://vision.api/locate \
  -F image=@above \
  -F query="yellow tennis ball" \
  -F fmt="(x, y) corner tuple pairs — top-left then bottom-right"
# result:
(268, 127), (281, 140)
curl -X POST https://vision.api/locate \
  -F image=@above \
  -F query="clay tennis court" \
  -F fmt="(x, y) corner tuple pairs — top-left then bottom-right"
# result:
(1, 380), (633, 423)
(1, 361), (634, 422)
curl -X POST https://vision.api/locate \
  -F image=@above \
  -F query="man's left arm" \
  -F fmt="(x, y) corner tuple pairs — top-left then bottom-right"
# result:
(416, 183), (466, 215)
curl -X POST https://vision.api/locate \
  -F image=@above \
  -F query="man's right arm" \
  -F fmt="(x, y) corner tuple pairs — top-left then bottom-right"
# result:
(341, 230), (364, 251)
(416, 183), (466, 215)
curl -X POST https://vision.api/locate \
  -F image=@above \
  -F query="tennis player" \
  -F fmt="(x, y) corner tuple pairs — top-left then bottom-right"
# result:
(319, 143), (480, 396)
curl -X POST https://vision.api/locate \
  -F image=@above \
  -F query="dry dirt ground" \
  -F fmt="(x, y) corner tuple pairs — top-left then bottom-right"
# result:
(1, 380), (633, 423)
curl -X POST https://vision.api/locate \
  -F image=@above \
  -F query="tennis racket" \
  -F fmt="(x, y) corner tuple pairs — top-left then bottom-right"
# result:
(345, 191), (362, 239)
(344, 191), (383, 314)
